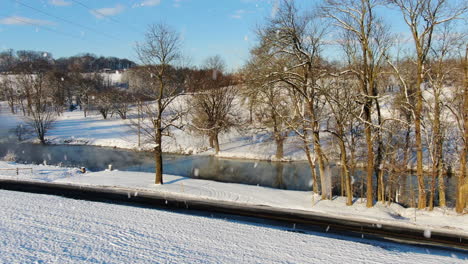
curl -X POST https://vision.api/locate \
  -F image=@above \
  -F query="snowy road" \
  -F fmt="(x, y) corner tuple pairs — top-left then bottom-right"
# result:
(0, 190), (466, 263)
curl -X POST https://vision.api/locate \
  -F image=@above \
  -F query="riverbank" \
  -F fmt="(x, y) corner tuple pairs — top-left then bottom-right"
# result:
(0, 103), (312, 161)
(0, 160), (466, 236)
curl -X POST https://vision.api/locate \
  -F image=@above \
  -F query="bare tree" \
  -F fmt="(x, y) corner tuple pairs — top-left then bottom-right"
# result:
(44, 70), (69, 115)
(460, 44), (468, 212)
(72, 72), (101, 117)
(111, 89), (133, 120)
(425, 23), (465, 209)
(0, 75), (17, 114)
(134, 23), (185, 185)
(323, 74), (361, 205)
(244, 45), (292, 160)
(94, 75), (114, 120)
(323, 0), (391, 207)
(257, 0), (331, 198)
(448, 44), (468, 213)
(388, 0), (467, 209)
(17, 73), (56, 144)
(188, 57), (237, 154)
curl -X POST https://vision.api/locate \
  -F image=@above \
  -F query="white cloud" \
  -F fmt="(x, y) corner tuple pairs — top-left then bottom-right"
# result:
(133, 0), (161, 8)
(230, 9), (246, 19)
(91, 4), (125, 19)
(0, 16), (54, 26)
(49, 0), (72, 6)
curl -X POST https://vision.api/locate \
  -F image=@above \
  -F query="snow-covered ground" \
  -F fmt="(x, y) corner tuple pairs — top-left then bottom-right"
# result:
(1, 189), (466, 264)
(0, 101), (307, 161)
(1, 160), (467, 236)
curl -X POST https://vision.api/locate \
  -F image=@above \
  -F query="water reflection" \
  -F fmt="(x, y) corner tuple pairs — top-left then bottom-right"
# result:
(0, 143), (457, 207)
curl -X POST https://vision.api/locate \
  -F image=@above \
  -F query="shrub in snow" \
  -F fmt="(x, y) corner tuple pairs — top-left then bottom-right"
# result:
(2, 150), (17, 162)
(11, 124), (31, 142)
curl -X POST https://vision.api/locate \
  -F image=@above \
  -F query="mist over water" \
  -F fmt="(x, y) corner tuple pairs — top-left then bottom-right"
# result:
(0, 142), (457, 208)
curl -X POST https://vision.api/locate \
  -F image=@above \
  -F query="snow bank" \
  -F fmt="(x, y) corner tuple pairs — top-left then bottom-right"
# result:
(1, 160), (466, 236)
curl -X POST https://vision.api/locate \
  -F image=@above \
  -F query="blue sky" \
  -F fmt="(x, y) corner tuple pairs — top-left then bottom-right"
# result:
(1, 0), (292, 70)
(0, 0), (464, 71)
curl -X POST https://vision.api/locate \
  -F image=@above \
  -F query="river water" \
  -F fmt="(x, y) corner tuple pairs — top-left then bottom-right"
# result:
(0, 142), (457, 207)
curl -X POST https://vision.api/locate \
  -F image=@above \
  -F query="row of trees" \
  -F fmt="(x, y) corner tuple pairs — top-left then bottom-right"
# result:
(1, 29), (239, 187)
(240, 0), (466, 211)
(0, 63), (137, 143)
(0, 50), (136, 73)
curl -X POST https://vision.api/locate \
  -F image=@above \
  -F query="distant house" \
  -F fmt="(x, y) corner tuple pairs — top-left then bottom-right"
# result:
(100, 68), (113, 73)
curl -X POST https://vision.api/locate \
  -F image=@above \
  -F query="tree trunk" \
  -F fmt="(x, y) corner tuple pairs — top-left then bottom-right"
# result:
(275, 163), (284, 189)
(214, 133), (220, 154)
(349, 123), (357, 198)
(275, 135), (284, 160)
(272, 108), (284, 160)
(378, 162), (385, 203)
(154, 128), (163, 185)
(456, 45), (468, 213)
(137, 102), (141, 148)
(438, 161), (446, 207)
(429, 87), (442, 210)
(20, 99), (26, 116)
(402, 113), (412, 207)
(364, 102), (374, 208)
(304, 129), (319, 195)
(374, 97), (383, 202)
(39, 132), (46, 145)
(209, 134), (214, 148)
(338, 135), (352, 206)
(8, 100), (15, 114)
(340, 166), (345, 197)
(415, 61), (426, 209)
(308, 101), (327, 200)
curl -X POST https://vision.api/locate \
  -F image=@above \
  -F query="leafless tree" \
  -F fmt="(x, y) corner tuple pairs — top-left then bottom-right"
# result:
(134, 23), (185, 185)
(94, 75), (114, 120)
(72, 72), (101, 117)
(188, 57), (238, 154)
(0, 75), (17, 114)
(323, 0), (391, 207)
(447, 44), (468, 213)
(44, 70), (69, 115)
(244, 46), (291, 160)
(387, 0), (467, 209)
(257, 0), (331, 198)
(424, 23), (465, 209)
(323, 74), (361, 205)
(460, 44), (468, 212)
(17, 73), (56, 144)
(111, 89), (134, 120)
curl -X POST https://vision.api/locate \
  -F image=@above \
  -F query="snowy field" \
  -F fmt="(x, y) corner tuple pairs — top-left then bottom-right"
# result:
(0, 189), (466, 264)
(1, 160), (467, 237)
(0, 101), (308, 161)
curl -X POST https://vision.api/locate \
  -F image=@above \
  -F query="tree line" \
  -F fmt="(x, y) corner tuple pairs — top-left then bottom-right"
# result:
(240, 0), (467, 212)
(0, 50), (136, 73)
